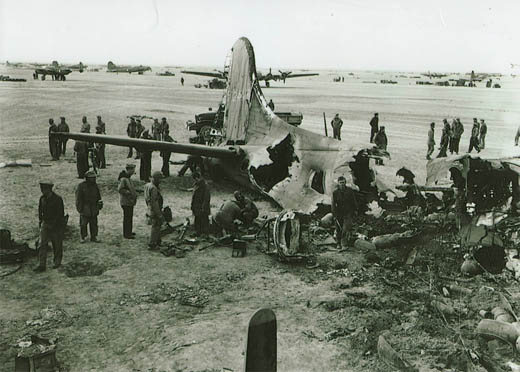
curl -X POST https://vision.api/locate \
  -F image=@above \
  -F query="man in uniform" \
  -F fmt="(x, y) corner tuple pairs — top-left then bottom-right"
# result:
(57, 117), (70, 156)
(139, 129), (153, 182)
(330, 113), (343, 140)
(48, 119), (60, 160)
(369, 113), (379, 143)
(479, 119), (487, 149)
(181, 77), (184, 86)
(80, 116), (90, 133)
(515, 125), (520, 146)
(468, 121), (481, 153)
(75, 171), (103, 243)
(145, 171), (164, 250)
(152, 118), (161, 140)
(96, 115), (106, 134)
(331, 176), (357, 249)
(234, 191), (259, 226)
(160, 131), (174, 177)
(374, 126), (388, 164)
(426, 122), (435, 160)
(437, 120), (450, 158)
(34, 180), (65, 272)
(160, 118), (169, 140)
(178, 155), (205, 177)
(126, 117), (137, 158)
(213, 197), (242, 237)
(268, 99), (275, 111)
(191, 172), (211, 236)
(451, 118), (464, 155)
(135, 119), (145, 159)
(74, 139), (89, 178)
(95, 125), (106, 169)
(118, 164), (137, 239)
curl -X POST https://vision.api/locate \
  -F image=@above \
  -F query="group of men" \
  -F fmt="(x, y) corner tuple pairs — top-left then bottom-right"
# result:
(48, 115), (107, 177)
(427, 117), (488, 160)
(126, 117), (174, 181)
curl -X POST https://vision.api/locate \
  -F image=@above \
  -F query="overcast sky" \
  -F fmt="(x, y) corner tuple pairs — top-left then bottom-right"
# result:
(1, 0), (519, 72)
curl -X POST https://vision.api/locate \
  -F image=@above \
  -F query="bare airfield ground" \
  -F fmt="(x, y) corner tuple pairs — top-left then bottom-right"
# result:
(0, 67), (519, 372)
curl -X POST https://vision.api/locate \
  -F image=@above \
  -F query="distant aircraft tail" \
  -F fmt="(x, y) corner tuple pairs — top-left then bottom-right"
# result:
(107, 61), (115, 70)
(79, 62), (84, 72)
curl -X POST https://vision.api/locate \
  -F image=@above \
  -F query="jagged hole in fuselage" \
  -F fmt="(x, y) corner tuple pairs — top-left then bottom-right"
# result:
(250, 134), (299, 192)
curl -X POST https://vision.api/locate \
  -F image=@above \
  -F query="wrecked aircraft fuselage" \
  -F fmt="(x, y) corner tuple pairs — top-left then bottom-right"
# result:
(54, 37), (387, 213)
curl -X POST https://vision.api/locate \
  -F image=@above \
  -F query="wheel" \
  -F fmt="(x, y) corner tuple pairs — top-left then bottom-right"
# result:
(199, 125), (213, 143)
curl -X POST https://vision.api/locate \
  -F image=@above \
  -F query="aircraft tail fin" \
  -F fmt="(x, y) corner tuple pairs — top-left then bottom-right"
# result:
(79, 62), (84, 72)
(107, 61), (115, 70)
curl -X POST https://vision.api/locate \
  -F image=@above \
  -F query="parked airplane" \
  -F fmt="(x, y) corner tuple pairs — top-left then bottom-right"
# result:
(182, 67), (319, 87)
(107, 61), (151, 74)
(6, 61), (45, 68)
(55, 37), (386, 212)
(34, 61), (76, 81)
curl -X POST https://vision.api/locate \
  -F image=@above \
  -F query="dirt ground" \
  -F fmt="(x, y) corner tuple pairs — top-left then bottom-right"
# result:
(1, 68), (520, 371)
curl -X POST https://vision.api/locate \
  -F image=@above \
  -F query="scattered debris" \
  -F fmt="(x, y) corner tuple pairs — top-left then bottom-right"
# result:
(63, 262), (105, 277)
(14, 335), (58, 371)
(377, 335), (417, 372)
(0, 159), (32, 168)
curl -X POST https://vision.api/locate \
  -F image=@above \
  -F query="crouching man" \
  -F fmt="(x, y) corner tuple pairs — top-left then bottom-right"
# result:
(34, 180), (65, 272)
(234, 191), (259, 226)
(331, 176), (358, 249)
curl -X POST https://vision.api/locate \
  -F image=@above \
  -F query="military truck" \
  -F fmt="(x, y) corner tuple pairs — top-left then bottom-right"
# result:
(186, 105), (304, 144)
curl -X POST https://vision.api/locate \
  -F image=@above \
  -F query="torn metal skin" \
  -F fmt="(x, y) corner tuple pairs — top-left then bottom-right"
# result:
(54, 37), (387, 213)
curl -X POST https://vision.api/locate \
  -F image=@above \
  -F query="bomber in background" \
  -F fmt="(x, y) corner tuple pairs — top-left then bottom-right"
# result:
(107, 61), (152, 74)
(33, 61), (84, 81)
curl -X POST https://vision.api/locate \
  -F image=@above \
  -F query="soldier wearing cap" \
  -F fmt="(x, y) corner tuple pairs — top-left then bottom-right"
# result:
(75, 171), (103, 243)
(191, 172), (211, 236)
(118, 164), (137, 239)
(74, 138), (89, 178)
(57, 117), (70, 156)
(139, 129), (153, 182)
(126, 117), (137, 158)
(144, 171), (164, 250)
(160, 131), (175, 177)
(160, 118), (169, 141)
(479, 119), (487, 150)
(134, 119), (145, 159)
(80, 116), (90, 133)
(96, 115), (106, 134)
(330, 113), (343, 140)
(152, 118), (161, 140)
(95, 125), (106, 169)
(34, 180), (65, 272)
(48, 118), (60, 160)
(369, 113), (379, 143)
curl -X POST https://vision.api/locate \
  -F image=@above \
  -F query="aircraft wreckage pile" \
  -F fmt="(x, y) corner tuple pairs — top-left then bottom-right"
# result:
(3, 37), (520, 370)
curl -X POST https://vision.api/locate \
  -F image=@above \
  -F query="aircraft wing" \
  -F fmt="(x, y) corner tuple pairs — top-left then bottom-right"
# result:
(284, 73), (319, 79)
(181, 70), (225, 79)
(53, 132), (239, 160)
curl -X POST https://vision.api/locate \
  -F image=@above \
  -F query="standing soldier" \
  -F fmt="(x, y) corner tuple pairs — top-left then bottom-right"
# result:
(160, 117), (169, 140)
(479, 119), (487, 149)
(515, 125), (520, 146)
(74, 139), (89, 178)
(331, 176), (357, 249)
(57, 117), (70, 156)
(33, 180), (65, 272)
(437, 119), (450, 158)
(191, 172), (211, 236)
(152, 118), (161, 140)
(139, 129), (153, 182)
(468, 121), (481, 153)
(48, 119), (60, 160)
(330, 113), (343, 140)
(180, 77), (184, 86)
(451, 118), (464, 155)
(75, 171), (103, 243)
(369, 113), (379, 143)
(126, 117), (137, 158)
(135, 119), (145, 159)
(426, 122), (435, 160)
(96, 115), (106, 134)
(145, 171), (164, 250)
(374, 126), (388, 165)
(449, 119), (457, 154)
(95, 125), (106, 169)
(80, 116), (90, 133)
(160, 131), (174, 177)
(118, 164), (137, 239)
(268, 99), (275, 111)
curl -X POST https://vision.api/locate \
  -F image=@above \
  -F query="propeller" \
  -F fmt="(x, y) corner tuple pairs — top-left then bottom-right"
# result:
(279, 70), (292, 83)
